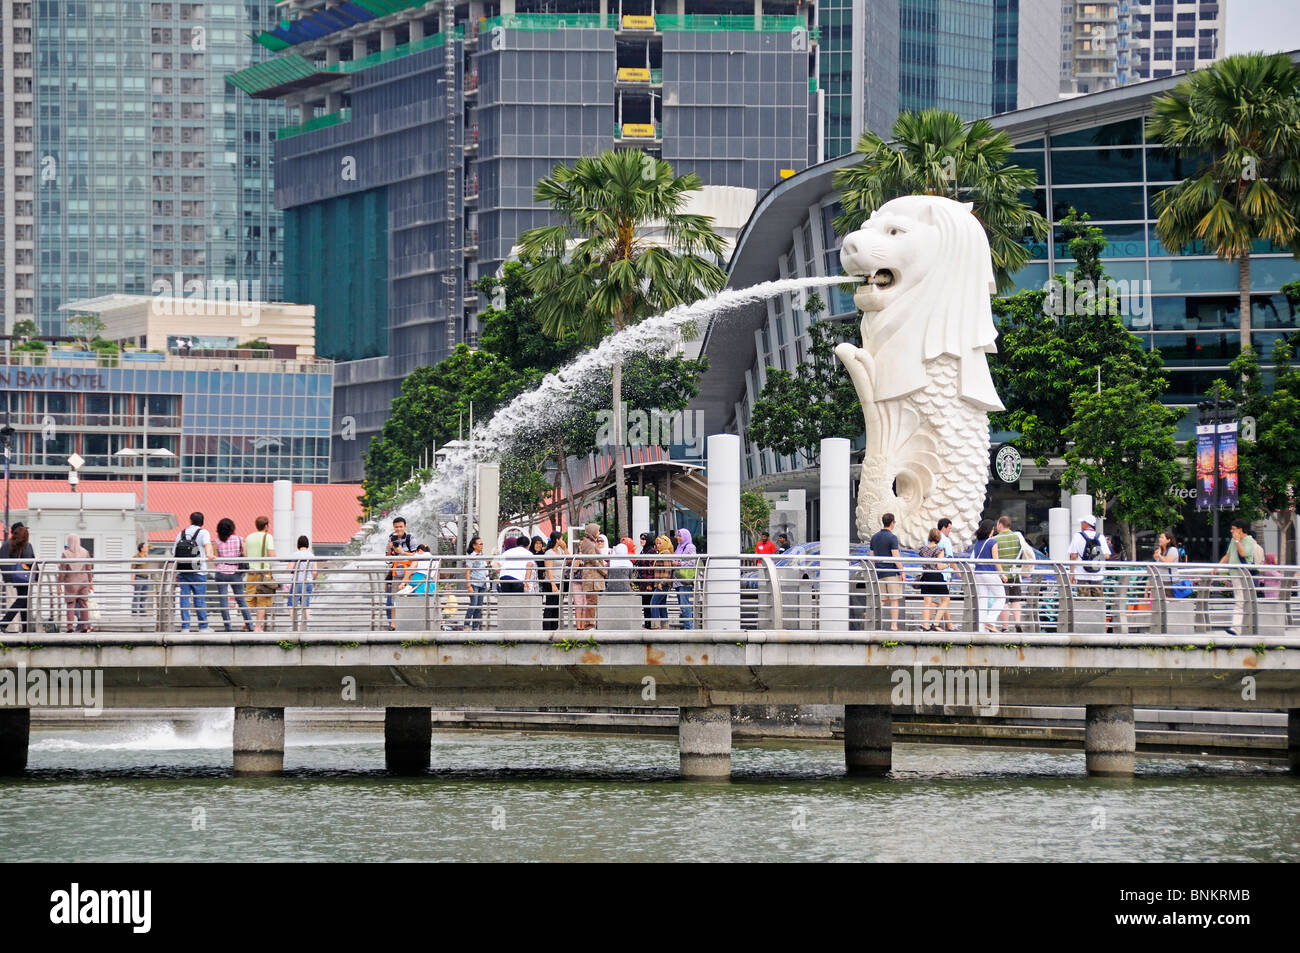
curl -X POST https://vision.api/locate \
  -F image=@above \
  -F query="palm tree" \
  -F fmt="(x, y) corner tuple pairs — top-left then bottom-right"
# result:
(518, 149), (727, 538)
(1147, 53), (1300, 353)
(832, 109), (1049, 292)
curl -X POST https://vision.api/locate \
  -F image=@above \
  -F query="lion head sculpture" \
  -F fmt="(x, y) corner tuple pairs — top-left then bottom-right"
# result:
(839, 195), (1004, 412)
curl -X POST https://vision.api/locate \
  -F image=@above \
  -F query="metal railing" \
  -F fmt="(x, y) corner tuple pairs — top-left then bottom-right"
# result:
(0, 553), (1295, 643)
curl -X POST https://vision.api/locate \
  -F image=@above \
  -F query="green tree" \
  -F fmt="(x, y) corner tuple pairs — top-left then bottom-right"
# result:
(1062, 356), (1184, 559)
(67, 313), (105, 351)
(517, 149), (727, 539)
(1147, 52), (1300, 352)
(476, 260), (584, 375)
(10, 319), (38, 347)
(991, 210), (1166, 464)
(740, 491), (773, 550)
(832, 109), (1049, 292)
(748, 297), (863, 463)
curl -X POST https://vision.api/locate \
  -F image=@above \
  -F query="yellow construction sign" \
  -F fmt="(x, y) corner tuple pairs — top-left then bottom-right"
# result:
(617, 67), (652, 82)
(622, 14), (656, 29)
(621, 123), (658, 138)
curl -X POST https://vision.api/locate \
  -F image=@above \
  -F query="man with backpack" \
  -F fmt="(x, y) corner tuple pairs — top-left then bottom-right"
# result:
(1068, 514), (1111, 598)
(173, 511), (215, 631)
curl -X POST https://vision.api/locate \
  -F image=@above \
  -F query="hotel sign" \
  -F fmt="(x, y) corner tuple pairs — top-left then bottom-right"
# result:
(0, 369), (107, 390)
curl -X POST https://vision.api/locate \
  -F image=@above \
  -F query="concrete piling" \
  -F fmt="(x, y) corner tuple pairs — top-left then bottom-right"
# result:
(844, 704), (892, 776)
(385, 707), (432, 774)
(1289, 708), (1300, 777)
(679, 705), (731, 780)
(233, 706), (285, 776)
(0, 708), (30, 775)
(1085, 704), (1136, 777)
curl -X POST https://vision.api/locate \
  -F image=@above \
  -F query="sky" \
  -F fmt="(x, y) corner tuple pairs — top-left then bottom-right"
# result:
(1225, 0), (1300, 55)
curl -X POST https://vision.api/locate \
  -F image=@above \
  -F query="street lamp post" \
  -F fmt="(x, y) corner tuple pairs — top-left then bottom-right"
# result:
(1, 408), (14, 541)
(116, 413), (176, 513)
(1197, 395), (1237, 559)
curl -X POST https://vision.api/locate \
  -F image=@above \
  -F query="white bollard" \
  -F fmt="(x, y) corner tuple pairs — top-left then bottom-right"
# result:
(819, 437), (851, 630)
(705, 433), (741, 631)
(632, 495), (650, 543)
(273, 479), (294, 562)
(1048, 507), (1071, 563)
(1070, 494), (1093, 534)
(293, 491), (313, 550)
(477, 464), (499, 552)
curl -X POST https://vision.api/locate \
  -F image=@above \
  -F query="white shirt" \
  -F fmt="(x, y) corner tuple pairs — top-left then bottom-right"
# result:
(292, 548), (316, 586)
(498, 545), (534, 580)
(173, 525), (212, 572)
(1068, 530), (1111, 573)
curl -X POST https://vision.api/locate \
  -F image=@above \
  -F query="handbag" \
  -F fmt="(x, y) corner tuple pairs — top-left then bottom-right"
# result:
(1172, 578), (1193, 599)
(86, 598), (102, 624)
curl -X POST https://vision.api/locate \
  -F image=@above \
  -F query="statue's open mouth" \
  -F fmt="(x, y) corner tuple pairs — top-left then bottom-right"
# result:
(859, 269), (895, 289)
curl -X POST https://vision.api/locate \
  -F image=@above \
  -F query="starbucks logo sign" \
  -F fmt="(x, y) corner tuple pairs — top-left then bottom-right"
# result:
(995, 445), (1022, 483)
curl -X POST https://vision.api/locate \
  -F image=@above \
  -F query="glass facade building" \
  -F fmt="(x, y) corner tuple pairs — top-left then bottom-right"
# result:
(32, 0), (284, 335)
(695, 64), (1300, 540)
(898, 0), (993, 118)
(0, 353), (333, 482)
(230, 1), (821, 481)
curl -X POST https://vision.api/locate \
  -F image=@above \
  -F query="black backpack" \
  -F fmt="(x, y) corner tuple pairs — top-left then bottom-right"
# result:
(1080, 531), (1102, 568)
(174, 527), (201, 571)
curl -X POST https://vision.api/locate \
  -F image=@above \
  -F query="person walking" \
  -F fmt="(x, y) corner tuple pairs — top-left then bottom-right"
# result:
(289, 535), (318, 624)
(776, 533), (792, 555)
(131, 541), (151, 617)
(935, 518), (958, 631)
(649, 534), (674, 629)
(971, 519), (1006, 633)
(607, 536), (634, 592)
(463, 535), (489, 630)
(244, 515), (276, 632)
(635, 532), (656, 629)
(60, 533), (94, 633)
(541, 530), (569, 631)
(870, 513), (903, 631)
(1068, 514), (1111, 597)
(574, 523), (607, 630)
(496, 534), (535, 594)
(993, 515), (1035, 631)
(916, 529), (951, 631)
(211, 518), (254, 632)
(754, 531), (776, 555)
(1217, 518), (1263, 636)
(672, 527), (698, 629)
(0, 524), (35, 633)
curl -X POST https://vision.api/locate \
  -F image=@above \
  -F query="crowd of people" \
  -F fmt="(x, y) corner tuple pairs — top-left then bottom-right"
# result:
(0, 511), (320, 634)
(383, 516), (702, 632)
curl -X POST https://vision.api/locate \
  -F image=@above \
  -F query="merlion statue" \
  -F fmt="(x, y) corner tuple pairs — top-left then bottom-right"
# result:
(834, 194), (1003, 550)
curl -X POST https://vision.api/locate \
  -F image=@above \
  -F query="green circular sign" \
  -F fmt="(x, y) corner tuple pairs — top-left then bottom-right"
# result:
(995, 445), (1022, 483)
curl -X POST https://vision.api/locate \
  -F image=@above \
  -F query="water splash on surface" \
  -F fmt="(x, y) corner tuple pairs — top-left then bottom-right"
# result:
(367, 276), (844, 549)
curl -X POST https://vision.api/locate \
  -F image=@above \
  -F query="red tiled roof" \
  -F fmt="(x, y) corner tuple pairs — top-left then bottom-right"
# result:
(3, 480), (364, 544)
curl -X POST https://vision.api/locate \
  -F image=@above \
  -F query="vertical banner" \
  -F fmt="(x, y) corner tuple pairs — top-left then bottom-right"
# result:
(1195, 423), (1216, 512)
(1217, 419), (1239, 510)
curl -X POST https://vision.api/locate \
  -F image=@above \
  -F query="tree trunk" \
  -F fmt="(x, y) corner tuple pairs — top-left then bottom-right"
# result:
(1239, 254), (1252, 354)
(612, 355), (629, 540)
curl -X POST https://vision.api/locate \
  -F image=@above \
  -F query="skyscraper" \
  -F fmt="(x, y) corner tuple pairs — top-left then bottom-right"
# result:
(28, 0), (284, 336)
(2, 1), (37, 330)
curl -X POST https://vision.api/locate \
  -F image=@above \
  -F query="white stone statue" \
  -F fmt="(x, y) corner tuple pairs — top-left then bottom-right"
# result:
(834, 194), (1004, 550)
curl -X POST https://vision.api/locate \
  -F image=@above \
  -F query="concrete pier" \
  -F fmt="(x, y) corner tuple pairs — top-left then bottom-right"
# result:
(1085, 704), (1136, 777)
(844, 705), (892, 776)
(233, 706), (285, 776)
(385, 707), (432, 773)
(0, 708), (30, 775)
(1290, 709), (1300, 776)
(679, 706), (731, 780)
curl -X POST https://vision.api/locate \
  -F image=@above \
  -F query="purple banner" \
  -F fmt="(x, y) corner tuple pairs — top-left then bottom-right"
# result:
(1195, 424), (1216, 511)
(1217, 420), (1239, 511)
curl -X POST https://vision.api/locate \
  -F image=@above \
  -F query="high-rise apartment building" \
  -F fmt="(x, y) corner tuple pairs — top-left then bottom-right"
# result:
(2, 2), (37, 329)
(230, 0), (822, 481)
(27, 0), (284, 336)
(1060, 0), (1224, 94)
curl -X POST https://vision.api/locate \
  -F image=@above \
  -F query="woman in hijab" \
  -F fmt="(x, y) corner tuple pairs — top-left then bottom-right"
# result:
(0, 524), (36, 633)
(650, 535), (675, 629)
(60, 533), (94, 633)
(673, 528), (698, 630)
(635, 532), (656, 629)
(575, 522), (607, 630)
